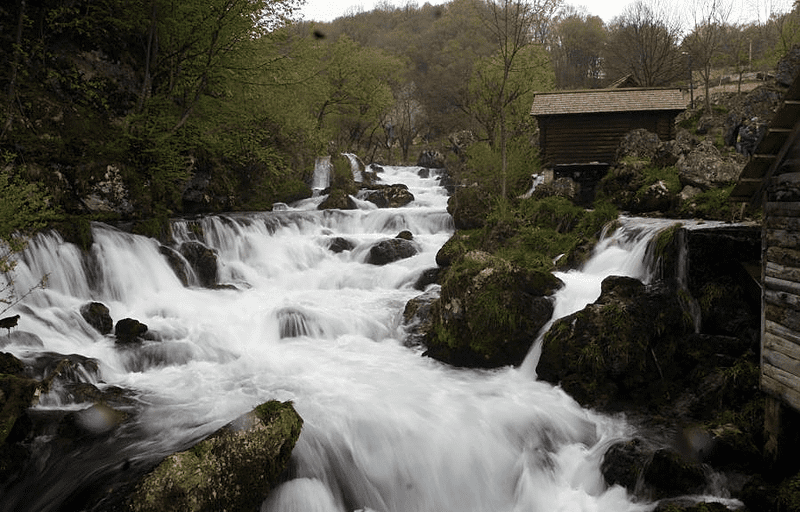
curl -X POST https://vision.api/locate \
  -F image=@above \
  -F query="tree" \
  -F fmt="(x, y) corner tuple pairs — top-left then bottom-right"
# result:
(552, 8), (606, 89)
(470, 0), (554, 199)
(604, 0), (684, 86)
(683, 0), (735, 113)
(311, 35), (404, 154)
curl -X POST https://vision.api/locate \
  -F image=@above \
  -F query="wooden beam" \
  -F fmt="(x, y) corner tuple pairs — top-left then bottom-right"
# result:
(762, 370), (800, 412)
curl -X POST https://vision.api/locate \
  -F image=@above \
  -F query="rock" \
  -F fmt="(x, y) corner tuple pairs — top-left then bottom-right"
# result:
(447, 186), (492, 230)
(396, 230), (413, 240)
(0, 352), (26, 375)
(403, 288), (440, 347)
(616, 128), (662, 161)
(318, 189), (357, 210)
(776, 44), (800, 86)
(114, 318), (149, 344)
(31, 353), (101, 393)
(418, 167), (430, 178)
(365, 238), (418, 265)
(423, 254), (561, 368)
(632, 179), (674, 213)
(178, 241), (218, 287)
(603, 439), (709, 502)
(327, 236), (356, 253)
(83, 165), (134, 215)
(160, 245), (192, 286)
(679, 185), (702, 202)
(643, 448), (707, 499)
(413, 267), (441, 290)
(537, 277), (692, 409)
(365, 184), (415, 208)
(126, 400), (303, 512)
(80, 302), (113, 335)
(678, 140), (742, 191)
(435, 231), (475, 267)
(531, 177), (580, 202)
(417, 149), (445, 168)
(602, 438), (649, 491)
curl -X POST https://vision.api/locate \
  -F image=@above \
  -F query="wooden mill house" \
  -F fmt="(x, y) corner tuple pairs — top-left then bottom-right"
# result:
(530, 87), (686, 204)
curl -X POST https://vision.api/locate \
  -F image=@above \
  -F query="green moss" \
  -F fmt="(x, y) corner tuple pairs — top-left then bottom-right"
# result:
(636, 165), (681, 197)
(679, 185), (736, 220)
(128, 400), (302, 512)
(131, 216), (172, 244)
(778, 472), (800, 512)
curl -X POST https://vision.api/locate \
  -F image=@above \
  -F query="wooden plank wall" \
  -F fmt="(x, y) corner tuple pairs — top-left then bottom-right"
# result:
(538, 112), (676, 167)
(761, 141), (800, 411)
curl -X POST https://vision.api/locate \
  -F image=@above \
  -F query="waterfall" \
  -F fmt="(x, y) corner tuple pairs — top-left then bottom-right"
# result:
(313, 156), (332, 192)
(1, 166), (729, 512)
(343, 152), (364, 183)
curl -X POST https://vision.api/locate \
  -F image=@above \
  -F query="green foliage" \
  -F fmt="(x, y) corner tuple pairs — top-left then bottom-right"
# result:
(637, 165), (681, 197)
(0, 153), (57, 273)
(679, 185), (737, 220)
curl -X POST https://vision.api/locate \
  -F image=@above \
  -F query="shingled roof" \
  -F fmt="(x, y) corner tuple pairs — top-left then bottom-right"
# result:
(530, 87), (687, 116)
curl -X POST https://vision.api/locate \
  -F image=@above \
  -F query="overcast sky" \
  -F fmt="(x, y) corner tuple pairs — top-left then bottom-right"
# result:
(298, 0), (792, 27)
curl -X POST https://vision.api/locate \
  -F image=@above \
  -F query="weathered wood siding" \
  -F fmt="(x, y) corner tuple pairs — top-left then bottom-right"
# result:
(537, 111), (678, 167)
(761, 135), (800, 411)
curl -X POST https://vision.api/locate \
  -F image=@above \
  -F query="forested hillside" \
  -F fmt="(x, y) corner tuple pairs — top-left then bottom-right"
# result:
(1, 0), (798, 229)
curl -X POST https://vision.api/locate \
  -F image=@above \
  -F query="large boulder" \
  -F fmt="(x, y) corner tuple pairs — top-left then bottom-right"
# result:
(447, 186), (492, 230)
(616, 128), (662, 161)
(365, 184), (415, 208)
(318, 189), (357, 210)
(423, 251), (561, 368)
(80, 302), (113, 335)
(127, 400), (303, 512)
(602, 439), (710, 502)
(537, 276), (693, 409)
(114, 318), (149, 344)
(366, 238), (418, 265)
(677, 140), (743, 191)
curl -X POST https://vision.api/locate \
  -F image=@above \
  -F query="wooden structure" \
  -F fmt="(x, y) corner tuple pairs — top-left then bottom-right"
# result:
(730, 72), (800, 461)
(530, 87), (686, 168)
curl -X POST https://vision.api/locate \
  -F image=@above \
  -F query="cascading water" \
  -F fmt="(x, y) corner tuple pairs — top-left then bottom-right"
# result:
(1, 166), (728, 512)
(312, 156), (333, 192)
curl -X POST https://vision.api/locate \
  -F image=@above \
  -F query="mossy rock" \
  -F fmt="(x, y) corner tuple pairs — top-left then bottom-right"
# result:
(537, 277), (693, 409)
(127, 400), (303, 512)
(423, 254), (561, 368)
(447, 186), (492, 230)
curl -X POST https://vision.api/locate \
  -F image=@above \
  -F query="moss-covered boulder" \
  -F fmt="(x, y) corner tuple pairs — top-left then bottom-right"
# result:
(423, 251), (561, 368)
(447, 186), (492, 230)
(537, 276), (693, 409)
(127, 400), (303, 512)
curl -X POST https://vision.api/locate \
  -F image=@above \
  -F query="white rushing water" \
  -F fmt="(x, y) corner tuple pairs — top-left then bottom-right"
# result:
(2, 166), (694, 512)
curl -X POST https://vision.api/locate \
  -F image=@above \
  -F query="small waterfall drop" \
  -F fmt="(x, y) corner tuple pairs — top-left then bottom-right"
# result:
(343, 152), (364, 183)
(312, 156), (332, 192)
